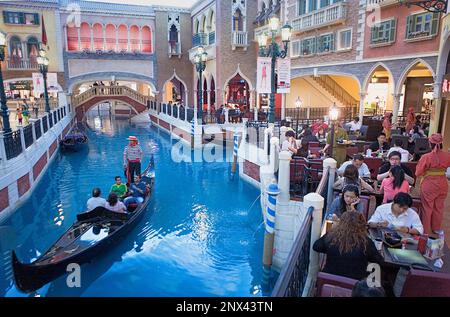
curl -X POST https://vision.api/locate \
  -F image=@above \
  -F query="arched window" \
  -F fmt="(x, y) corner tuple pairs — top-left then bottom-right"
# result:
(9, 36), (22, 66)
(93, 23), (104, 50)
(130, 25), (140, 52)
(27, 37), (39, 65)
(80, 22), (91, 50)
(210, 77), (216, 107)
(195, 20), (200, 34)
(117, 25), (128, 51)
(233, 9), (244, 32)
(203, 78), (208, 107)
(105, 24), (116, 51)
(210, 11), (216, 31)
(169, 25), (178, 54)
(201, 16), (207, 33)
(66, 25), (79, 51)
(141, 26), (152, 53)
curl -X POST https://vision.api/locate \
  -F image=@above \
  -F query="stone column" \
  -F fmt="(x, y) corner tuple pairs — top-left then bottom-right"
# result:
(302, 193), (325, 297)
(18, 125), (26, 155)
(323, 158), (337, 212)
(207, 90), (211, 115)
(392, 93), (403, 126)
(430, 81), (443, 135)
(270, 137), (280, 174)
(359, 92), (367, 124)
(281, 93), (286, 120)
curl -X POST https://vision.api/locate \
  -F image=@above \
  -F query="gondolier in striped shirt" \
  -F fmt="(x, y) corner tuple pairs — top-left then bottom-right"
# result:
(123, 136), (144, 185)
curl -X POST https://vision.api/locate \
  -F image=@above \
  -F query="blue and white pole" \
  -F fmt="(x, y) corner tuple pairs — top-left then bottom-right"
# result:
(263, 182), (280, 267)
(231, 132), (240, 175)
(191, 118), (195, 148)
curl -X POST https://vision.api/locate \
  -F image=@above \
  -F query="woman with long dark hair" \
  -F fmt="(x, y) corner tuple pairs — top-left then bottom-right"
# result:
(313, 211), (384, 280)
(380, 166), (409, 203)
(326, 185), (364, 221)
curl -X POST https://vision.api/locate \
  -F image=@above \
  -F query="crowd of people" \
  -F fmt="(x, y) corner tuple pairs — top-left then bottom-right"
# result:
(279, 114), (450, 295)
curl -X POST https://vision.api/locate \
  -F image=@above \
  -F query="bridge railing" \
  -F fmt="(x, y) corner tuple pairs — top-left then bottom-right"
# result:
(72, 86), (152, 108)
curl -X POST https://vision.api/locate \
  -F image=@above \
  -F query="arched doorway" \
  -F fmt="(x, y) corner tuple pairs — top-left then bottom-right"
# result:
(364, 64), (395, 116)
(225, 73), (250, 111)
(210, 77), (216, 111)
(163, 76), (186, 104)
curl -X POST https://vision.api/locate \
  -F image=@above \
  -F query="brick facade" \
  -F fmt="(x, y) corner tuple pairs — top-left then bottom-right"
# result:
(287, 0), (359, 67)
(0, 187), (8, 213)
(154, 10), (194, 105)
(17, 173), (30, 198)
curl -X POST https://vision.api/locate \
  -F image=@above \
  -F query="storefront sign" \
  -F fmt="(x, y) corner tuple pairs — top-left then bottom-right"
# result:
(277, 58), (291, 94)
(9, 81), (31, 90)
(257, 57), (272, 94)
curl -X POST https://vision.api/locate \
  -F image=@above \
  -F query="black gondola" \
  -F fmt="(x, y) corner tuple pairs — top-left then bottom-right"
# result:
(60, 131), (88, 151)
(11, 159), (156, 293)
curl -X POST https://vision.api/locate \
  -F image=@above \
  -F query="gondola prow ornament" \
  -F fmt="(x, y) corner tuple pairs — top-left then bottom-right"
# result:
(123, 136), (143, 185)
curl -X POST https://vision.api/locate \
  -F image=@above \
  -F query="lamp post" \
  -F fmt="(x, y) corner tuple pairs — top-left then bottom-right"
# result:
(37, 47), (50, 113)
(295, 97), (302, 133)
(329, 102), (339, 158)
(375, 96), (380, 116)
(258, 14), (292, 124)
(193, 46), (207, 122)
(0, 30), (11, 133)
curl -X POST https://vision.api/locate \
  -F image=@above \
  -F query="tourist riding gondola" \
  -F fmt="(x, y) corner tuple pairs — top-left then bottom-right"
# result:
(11, 157), (156, 293)
(60, 128), (88, 151)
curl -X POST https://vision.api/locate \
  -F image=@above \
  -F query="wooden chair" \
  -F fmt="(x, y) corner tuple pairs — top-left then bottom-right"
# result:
(308, 141), (320, 148)
(315, 272), (358, 297)
(346, 147), (359, 160)
(403, 161), (418, 181)
(414, 137), (431, 156)
(411, 198), (424, 221)
(400, 269), (450, 297)
(391, 135), (409, 150)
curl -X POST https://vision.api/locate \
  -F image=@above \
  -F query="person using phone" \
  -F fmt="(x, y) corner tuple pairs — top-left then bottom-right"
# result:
(326, 185), (364, 222)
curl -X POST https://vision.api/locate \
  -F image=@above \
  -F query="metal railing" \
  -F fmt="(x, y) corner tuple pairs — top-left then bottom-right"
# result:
(192, 32), (208, 47)
(34, 119), (42, 140)
(23, 125), (33, 148)
(49, 113), (53, 128)
(209, 31), (216, 45)
(272, 166), (329, 297)
(42, 116), (48, 133)
(312, 75), (358, 107)
(246, 121), (268, 149)
(3, 130), (23, 160)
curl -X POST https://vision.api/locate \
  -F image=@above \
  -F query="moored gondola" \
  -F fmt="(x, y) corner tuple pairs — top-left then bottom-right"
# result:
(60, 131), (88, 151)
(11, 158), (155, 293)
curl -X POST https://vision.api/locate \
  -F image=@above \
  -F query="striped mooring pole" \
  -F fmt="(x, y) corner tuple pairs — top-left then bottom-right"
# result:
(263, 182), (280, 267)
(231, 132), (239, 175)
(191, 118), (195, 148)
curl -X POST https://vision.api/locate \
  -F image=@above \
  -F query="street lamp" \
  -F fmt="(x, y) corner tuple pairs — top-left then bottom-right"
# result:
(0, 30), (11, 133)
(329, 102), (339, 158)
(193, 46), (207, 121)
(295, 97), (302, 132)
(258, 14), (292, 123)
(37, 47), (50, 113)
(375, 96), (380, 116)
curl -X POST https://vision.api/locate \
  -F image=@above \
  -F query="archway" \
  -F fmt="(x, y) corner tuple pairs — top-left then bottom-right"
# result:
(363, 64), (395, 116)
(224, 73), (250, 111)
(396, 60), (435, 116)
(163, 75), (187, 105)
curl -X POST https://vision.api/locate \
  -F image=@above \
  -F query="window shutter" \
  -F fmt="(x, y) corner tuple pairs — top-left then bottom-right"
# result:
(405, 15), (413, 39)
(34, 13), (39, 25)
(390, 19), (396, 42)
(371, 26), (376, 44)
(330, 33), (335, 51)
(431, 13), (439, 36)
(312, 37), (316, 54)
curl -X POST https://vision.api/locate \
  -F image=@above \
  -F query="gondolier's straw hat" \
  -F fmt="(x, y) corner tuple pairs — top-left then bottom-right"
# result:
(128, 136), (138, 141)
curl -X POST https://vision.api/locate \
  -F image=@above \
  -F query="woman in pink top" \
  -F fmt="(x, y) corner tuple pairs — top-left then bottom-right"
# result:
(380, 166), (410, 203)
(105, 193), (127, 213)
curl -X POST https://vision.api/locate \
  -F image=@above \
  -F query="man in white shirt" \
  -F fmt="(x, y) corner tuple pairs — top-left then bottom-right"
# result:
(337, 154), (371, 178)
(348, 117), (362, 132)
(368, 193), (423, 235)
(387, 139), (413, 162)
(86, 188), (107, 211)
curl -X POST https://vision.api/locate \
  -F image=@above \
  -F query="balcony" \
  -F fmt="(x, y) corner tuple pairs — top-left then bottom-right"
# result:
(168, 41), (182, 57)
(232, 31), (248, 50)
(5, 58), (38, 70)
(292, 2), (347, 33)
(209, 31), (216, 45)
(192, 32), (208, 48)
(366, 0), (399, 7)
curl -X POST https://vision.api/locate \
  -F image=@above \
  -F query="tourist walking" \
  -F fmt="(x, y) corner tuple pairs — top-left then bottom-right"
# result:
(416, 134), (450, 234)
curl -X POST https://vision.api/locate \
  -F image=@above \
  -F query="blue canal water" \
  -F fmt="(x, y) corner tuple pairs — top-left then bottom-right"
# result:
(0, 112), (272, 297)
